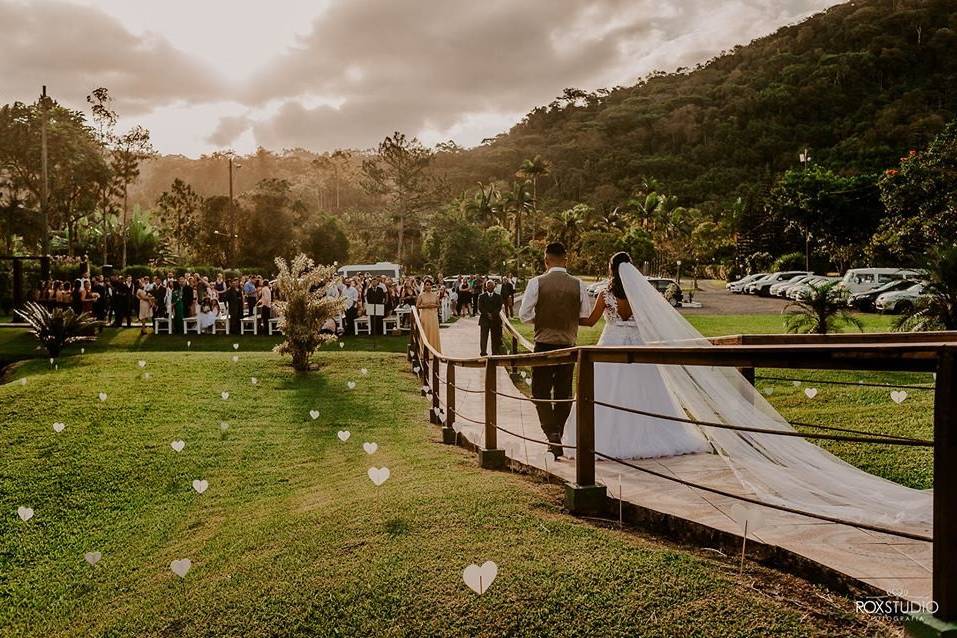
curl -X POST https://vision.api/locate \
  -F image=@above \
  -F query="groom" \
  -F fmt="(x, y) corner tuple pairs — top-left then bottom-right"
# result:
(518, 242), (592, 458)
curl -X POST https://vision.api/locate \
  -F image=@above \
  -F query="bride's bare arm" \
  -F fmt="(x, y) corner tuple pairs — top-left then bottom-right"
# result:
(580, 293), (605, 327)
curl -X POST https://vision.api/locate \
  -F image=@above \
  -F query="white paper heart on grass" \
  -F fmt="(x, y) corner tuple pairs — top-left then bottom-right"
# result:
(520, 371), (527, 378)
(231, 355), (239, 363)
(80, 348), (85, 354)
(347, 381), (356, 390)
(251, 377), (258, 385)
(413, 365), (421, 374)
(49, 357), (55, 365)
(221, 391), (230, 400)
(360, 368), (369, 376)
(792, 380), (802, 387)
(524, 377), (532, 386)
(171, 440), (186, 453)
(192, 479), (209, 494)
(337, 430), (351, 442)
(52, 422), (65, 433)
(762, 387), (774, 396)
(233, 343), (239, 350)
(729, 504), (767, 537)
(463, 561), (498, 594)
(170, 558), (191, 578)
(338, 342), (345, 349)
(98, 392), (108, 402)
(19, 378), (27, 386)
(143, 372), (152, 380)
(187, 340), (191, 349)
(309, 410), (320, 420)
(367, 467), (390, 486)
(17, 506), (34, 522)
(452, 421), (463, 434)
(219, 422), (230, 431)
(363, 442), (378, 455)
(891, 390), (908, 404)
(804, 388), (818, 399)
(137, 360), (146, 368)
(84, 551), (102, 566)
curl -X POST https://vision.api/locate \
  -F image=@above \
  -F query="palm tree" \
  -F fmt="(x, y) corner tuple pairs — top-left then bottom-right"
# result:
(464, 182), (501, 226)
(497, 181), (534, 248)
(15, 302), (105, 357)
(515, 155), (551, 208)
(546, 204), (589, 251)
(784, 281), (863, 335)
(895, 246), (957, 331)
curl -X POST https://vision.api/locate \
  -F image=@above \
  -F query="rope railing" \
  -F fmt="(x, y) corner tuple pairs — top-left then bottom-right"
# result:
(591, 400), (933, 447)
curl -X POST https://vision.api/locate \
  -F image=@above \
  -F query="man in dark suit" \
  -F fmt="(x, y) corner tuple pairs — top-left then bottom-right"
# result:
(364, 278), (387, 335)
(500, 274), (515, 318)
(222, 278), (243, 335)
(477, 280), (504, 357)
(110, 275), (130, 328)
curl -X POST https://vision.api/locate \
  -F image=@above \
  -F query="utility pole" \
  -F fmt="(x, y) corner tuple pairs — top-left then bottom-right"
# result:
(40, 86), (50, 257)
(228, 156), (241, 262)
(799, 147), (812, 272)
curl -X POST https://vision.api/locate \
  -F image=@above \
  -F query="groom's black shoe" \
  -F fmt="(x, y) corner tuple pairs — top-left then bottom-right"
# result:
(549, 443), (564, 459)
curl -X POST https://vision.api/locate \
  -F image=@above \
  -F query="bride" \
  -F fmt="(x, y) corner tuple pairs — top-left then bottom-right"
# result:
(563, 252), (711, 459)
(561, 251), (931, 532)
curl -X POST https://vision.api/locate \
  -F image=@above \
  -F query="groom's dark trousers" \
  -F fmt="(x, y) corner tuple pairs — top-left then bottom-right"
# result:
(531, 342), (575, 445)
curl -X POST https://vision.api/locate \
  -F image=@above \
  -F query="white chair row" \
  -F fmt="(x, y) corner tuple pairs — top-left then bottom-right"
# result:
(152, 313), (282, 336)
(353, 315), (400, 335)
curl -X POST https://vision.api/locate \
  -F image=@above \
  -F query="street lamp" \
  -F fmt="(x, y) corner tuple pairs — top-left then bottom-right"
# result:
(227, 157), (242, 262)
(799, 148), (812, 270)
(676, 260), (682, 286)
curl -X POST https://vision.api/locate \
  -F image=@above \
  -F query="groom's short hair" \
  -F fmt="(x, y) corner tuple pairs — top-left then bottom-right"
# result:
(545, 242), (567, 257)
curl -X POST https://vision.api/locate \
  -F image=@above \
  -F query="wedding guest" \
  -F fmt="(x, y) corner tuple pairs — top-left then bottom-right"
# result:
(342, 278), (359, 335)
(416, 278), (441, 352)
(258, 279), (272, 332)
(91, 275), (109, 321)
(222, 278), (243, 335)
(135, 277), (153, 335)
(182, 276), (195, 318)
(243, 276), (257, 316)
(171, 280), (185, 334)
(501, 274), (516, 318)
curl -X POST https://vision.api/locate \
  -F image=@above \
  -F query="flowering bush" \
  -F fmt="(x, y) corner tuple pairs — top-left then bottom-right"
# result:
(271, 254), (343, 371)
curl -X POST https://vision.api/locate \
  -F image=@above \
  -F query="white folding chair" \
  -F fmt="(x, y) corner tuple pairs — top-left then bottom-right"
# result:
(268, 317), (283, 335)
(383, 316), (399, 334)
(241, 309), (259, 335)
(183, 316), (201, 335)
(213, 314), (230, 335)
(153, 316), (172, 335)
(354, 316), (371, 335)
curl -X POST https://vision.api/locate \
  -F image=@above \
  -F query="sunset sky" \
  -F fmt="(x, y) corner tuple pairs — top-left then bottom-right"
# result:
(2, 0), (840, 157)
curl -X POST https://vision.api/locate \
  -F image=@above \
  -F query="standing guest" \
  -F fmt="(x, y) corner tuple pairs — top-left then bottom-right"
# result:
(111, 275), (130, 328)
(243, 276), (257, 317)
(171, 280), (185, 334)
(471, 276), (483, 317)
(342, 278), (359, 336)
(182, 276), (195, 318)
(135, 277), (154, 335)
(70, 279), (84, 315)
(151, 276), (168, 319)
(477, 279), (504, 356)
(501, 274), (516, 318)
(214, 273), (226, 294)
(223, 278), (243, 335)
(91, 275), (108, 321)
(258, 279), (272, 333)
(365, 278), (387, 335)
(458, 280), (472, 317)
(416, 278), (441, 352)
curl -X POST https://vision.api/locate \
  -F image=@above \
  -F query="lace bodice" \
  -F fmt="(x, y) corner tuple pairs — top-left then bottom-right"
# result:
(602, 287), (633, 323)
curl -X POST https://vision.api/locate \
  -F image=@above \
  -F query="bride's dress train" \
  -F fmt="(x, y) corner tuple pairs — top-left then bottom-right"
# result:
(562, 290), (710, 459)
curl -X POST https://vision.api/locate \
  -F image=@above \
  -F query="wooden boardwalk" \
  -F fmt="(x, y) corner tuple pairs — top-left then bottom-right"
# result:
(436, 317), (932, 602)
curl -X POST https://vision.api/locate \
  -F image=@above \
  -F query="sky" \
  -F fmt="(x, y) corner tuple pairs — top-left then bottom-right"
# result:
(1, 0), (842, 157)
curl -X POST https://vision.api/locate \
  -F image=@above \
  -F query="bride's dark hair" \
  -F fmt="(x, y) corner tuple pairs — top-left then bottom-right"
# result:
(608, 251), (632, 299)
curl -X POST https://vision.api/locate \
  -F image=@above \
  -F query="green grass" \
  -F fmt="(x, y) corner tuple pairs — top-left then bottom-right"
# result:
(0, 349), (893, 637)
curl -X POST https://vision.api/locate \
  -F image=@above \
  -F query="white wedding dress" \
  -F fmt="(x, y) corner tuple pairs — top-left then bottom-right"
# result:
(559, 262), (930, 535)
(562, 287), (711, 459)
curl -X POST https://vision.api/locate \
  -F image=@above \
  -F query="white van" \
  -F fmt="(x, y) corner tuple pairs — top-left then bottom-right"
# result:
(337, 262), (401, 279)
(838, 268), (919, 295)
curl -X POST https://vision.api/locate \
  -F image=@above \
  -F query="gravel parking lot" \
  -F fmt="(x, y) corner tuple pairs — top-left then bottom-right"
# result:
(679, 279), (789, 315)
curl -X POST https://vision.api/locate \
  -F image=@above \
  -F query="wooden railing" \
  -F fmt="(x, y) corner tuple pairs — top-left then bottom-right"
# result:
(408, 308), (957, 623)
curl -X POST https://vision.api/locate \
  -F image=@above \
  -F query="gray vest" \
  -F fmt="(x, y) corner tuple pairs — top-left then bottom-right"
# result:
(534, 270), (581, 346)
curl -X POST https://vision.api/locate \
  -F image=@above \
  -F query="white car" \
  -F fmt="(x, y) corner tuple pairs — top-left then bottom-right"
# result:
(837, 267), (922, 295)
(746, 271), (812, 296)
(875, 283), (924, 314)
(786, 276), (840, 300)
(727, 273), (767, 294)
(769, 274), (813, 297)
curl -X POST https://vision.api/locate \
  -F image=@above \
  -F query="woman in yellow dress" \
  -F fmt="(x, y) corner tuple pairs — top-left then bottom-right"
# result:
(416, 278), (442, 353)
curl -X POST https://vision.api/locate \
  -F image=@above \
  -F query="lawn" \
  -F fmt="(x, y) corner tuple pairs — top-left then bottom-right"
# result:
(0, 346), (895, 637)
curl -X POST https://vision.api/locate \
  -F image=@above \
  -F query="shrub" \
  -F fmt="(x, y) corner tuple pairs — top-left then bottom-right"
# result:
(771, 251), (806, 272)
(272, 254), (343, 371)
(784, 281), (862, 335)
(14, 302), (105, 357)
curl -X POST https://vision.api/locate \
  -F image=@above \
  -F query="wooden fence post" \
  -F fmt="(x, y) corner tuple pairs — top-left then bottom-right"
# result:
(443, 362), (457, 444)
(421, 349), (429, 394)
(430, 354), (441, 424)
(479, 358), (505, 469)
(511, 335), (518, 375)
(908, 346), (957, 634)
(566, 350), (606, 515)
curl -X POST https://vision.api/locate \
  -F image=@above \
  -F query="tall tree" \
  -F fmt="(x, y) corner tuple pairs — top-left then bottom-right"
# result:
(111, 125), (155, 267)
(515, 155), (551, 208)
(361, 132), (434, 264)
(156, 179), (202, 261)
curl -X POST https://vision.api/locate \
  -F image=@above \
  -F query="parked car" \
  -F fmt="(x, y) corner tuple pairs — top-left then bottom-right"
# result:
(848, 279), (921, 312)
(837, 268), (921, 295)
(875, 283), (925, 314)
(727, 273), (767, 294)
(586, 277), (683, 305)
(746, 271), (812, 296)
(785, 276), (841, 300)
(769, 274), (814, 297)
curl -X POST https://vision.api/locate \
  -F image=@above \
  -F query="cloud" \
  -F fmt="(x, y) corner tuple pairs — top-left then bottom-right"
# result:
(0, 0), (226, 114)
(228, 0), (838, 152)
(207, 114), (253, 147)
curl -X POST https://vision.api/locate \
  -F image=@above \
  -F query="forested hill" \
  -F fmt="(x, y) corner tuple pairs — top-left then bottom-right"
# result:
(449, 0), (956, 214)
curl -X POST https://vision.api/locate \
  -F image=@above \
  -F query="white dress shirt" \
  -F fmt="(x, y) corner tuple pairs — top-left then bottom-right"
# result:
(518, 267), (592, 323)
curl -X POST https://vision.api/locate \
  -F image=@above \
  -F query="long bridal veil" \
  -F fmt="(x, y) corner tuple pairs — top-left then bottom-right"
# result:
(617, 262), (931, 533)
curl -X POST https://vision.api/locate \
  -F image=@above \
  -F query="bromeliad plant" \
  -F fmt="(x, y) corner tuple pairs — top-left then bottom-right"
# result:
(15, 302), (105, 357)
(784, 281), (863, 335)
(272, 254), (344, 371)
